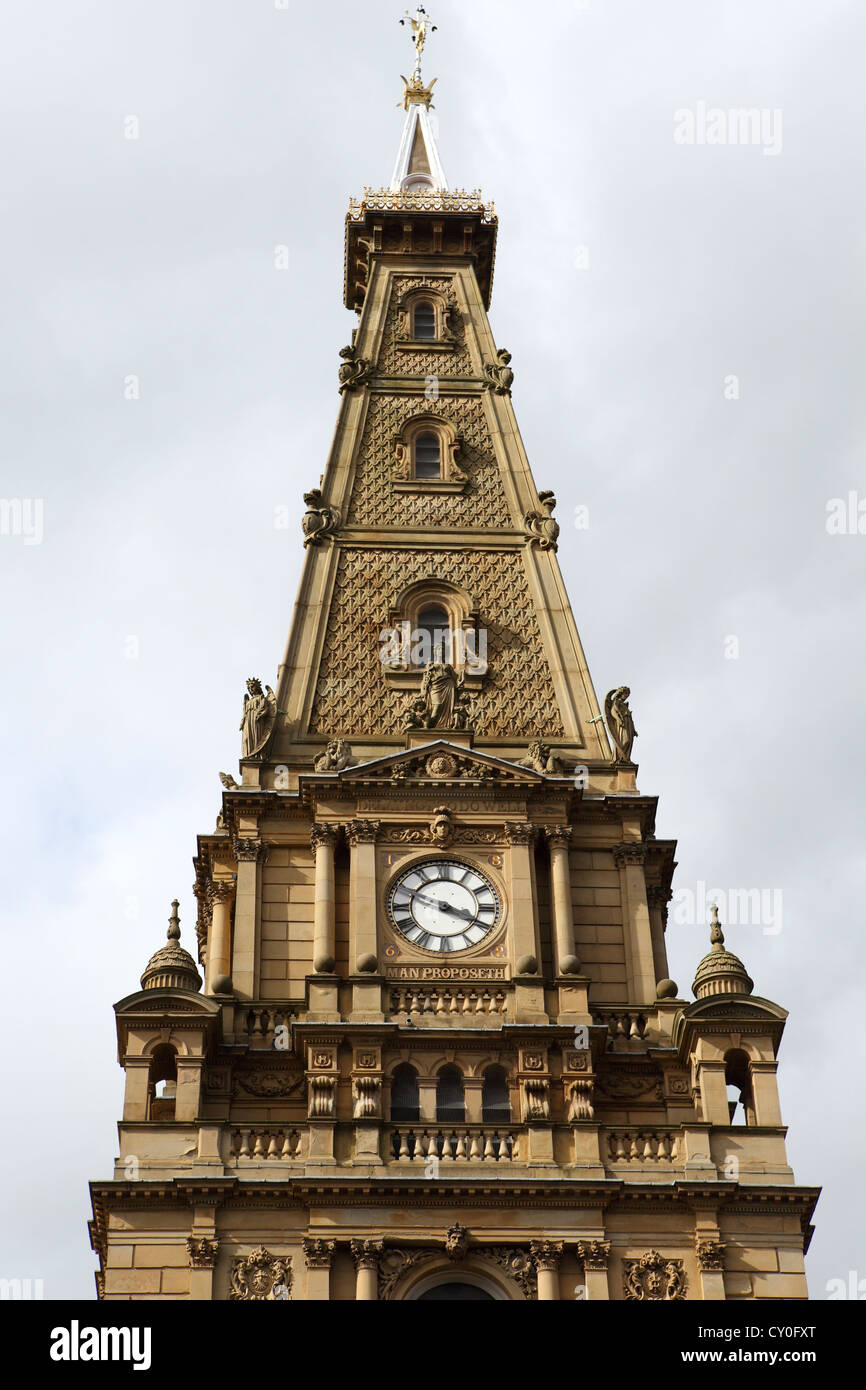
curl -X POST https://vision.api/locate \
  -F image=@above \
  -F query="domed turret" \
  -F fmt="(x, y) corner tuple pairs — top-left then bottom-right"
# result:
(140, 900), (202, 992)
(691, 904), (754, 999)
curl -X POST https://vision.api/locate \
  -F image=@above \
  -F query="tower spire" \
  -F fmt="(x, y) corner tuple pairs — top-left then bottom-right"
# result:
(392, 7), (447, 192)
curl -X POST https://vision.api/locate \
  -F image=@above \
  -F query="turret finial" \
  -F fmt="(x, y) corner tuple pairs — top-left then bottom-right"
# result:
(399, 6), (437, 82)
(167, 898), (181, 942)
(709, 902), (725, 951)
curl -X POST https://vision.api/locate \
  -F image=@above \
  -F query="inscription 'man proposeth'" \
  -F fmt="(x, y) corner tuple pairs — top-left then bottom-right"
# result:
(385, 965), (508, 981)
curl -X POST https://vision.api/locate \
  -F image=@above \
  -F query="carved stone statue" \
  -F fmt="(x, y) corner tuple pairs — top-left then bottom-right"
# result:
(519, 740), (563, 775)
(604, 686), (637, 762)
(430, 806), (454, 846)
(302, 489), (341, 547)
(444, 1223), (469, 1260)
(403, 662), (473, 731)
(314, 739), (353, 773)
(524, 490), (560, 551)
(219, 771), (239, 789)
(338, 344), (373, 394)
(483, 348), (513, 395)
(240, 678), (277, 760)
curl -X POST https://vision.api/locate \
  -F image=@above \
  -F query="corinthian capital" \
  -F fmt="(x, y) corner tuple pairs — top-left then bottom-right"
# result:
(303, 1238), (336, 1270)
(612, 842), (647, 868)
(310, 823), (339, 853)
(544, 824), (572, 850)
(350, 1239), (383, 1272)
(208, 880), (235, 905)
(504, 821), (536, 846)
(576, 1239), (611, 1271)
(345, 819), (381, 847)
(233, 837), (268, 863)
(530, 1240), (563, 1271)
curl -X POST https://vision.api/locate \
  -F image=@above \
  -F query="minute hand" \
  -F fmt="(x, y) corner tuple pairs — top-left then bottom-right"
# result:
(412, 891), (477, 923)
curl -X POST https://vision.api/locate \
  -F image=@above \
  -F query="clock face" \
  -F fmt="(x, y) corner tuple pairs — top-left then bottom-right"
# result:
(387, 860), (501, 954)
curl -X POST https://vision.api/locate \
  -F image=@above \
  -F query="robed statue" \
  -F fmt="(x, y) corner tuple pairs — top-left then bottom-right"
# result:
(240, 678), (277, 759)
(604, 686), (637, 763)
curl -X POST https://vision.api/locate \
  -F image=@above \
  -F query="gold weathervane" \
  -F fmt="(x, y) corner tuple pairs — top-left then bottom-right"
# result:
(398, 6), (438, 109)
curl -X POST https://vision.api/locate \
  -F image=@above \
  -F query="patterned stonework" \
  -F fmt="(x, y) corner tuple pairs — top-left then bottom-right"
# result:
(377, 275), (475, 378)
(308, 548), (565, 738)
(346, 393), (513, 531)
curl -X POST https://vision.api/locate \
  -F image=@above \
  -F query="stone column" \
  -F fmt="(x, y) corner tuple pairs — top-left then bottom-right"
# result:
(646, 884), (671, 985)
(576, 1240), (611, 1300)
(231, 837), (267, 1000)
(205, 881), (235, 994)
(121, 1057), (151, 1122)
(531, 1241), (563, 1300)
(351, 1240), (382, 1301)
(612, 842), (656, 1003)
(545, 826), (577, 974)
(347, 820), (383, 1020)
(311, 825), (338, 973)
(303, 1238), (336, 1301)
(505, 823), (545, 1023)
(695, 1237), (727, 1301)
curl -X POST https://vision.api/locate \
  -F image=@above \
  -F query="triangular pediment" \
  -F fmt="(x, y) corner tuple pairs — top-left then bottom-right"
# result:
(337, 740), (551, 785)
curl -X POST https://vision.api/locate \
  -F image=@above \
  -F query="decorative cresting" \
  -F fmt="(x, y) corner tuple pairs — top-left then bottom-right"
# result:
(140, 900), (202, 992)
(301, 488), (342, 548)
(187, 1237), (219, 1269)
(240, 677), (277, 759)
(307, 547), (565, 738)
(692, 905), (754, 999)
(695, 1238), (727, 1272)
(623, 1251), (687, 1301)
(229, 1247), (292, 1301)
(604, 685), (637, 763)
(524, 491), (560, 552)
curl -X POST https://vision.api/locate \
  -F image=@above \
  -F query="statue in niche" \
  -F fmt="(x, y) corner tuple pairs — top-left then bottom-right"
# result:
(524, 491), (560, 551)
(604, 686), (637, 763)
(402, 662), (473, 731)
(519, 740), (563, 775)
(483, 348), (514, 395)
(314, 739), (353, 773)
(240, 678), (277, 760)
(302, 489), (341, 547)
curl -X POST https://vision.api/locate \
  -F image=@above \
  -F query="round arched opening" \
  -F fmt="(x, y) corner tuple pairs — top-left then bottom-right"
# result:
(417, 1283), (497, 1301)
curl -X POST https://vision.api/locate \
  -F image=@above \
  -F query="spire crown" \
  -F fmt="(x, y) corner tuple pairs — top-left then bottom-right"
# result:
(692, 906), (754, 1000)
(141, 899), (202, 993)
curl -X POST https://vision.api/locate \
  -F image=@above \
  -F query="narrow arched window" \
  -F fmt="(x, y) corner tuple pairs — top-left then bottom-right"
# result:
(413, 301), (436, 340)
(724, 1049), (754, 1126)
(149, 1044), (178, 1121)
(436, 1065), (465, 1123)
(414, 432), (441, 479)
(482, 1064), (510, 1123)
(416, 603), (451, 665)
(391, 1063), (420, 1122)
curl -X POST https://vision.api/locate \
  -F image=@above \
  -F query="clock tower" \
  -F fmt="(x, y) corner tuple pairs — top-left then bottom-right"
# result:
(89, 14), (818, 1302)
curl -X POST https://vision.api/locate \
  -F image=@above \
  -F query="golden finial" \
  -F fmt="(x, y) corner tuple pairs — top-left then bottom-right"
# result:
(399, 6), (438, 108)
(399, 6), (437, 81)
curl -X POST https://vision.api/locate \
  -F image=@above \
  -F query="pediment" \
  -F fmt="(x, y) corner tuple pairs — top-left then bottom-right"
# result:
(336, 741), (550, 786)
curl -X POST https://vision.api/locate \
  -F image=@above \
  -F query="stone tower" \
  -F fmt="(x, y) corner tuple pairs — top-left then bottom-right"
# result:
(89, 19), (818, 1302)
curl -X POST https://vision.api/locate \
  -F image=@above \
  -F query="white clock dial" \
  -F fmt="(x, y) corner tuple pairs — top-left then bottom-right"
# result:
(387, 859), (500, 954)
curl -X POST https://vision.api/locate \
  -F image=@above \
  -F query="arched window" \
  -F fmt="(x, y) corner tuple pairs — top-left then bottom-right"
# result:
(724, 1049), (754, 1126)
(415, 603), (451, 665)
(482, 1064), (510, 1124)
(391, 1063), (420, 1122)
(149, 1043), (178, 1121)
(436, 1065), (465, 1123)
(414, 432), (442, 479)
(413, 301), (436, 340)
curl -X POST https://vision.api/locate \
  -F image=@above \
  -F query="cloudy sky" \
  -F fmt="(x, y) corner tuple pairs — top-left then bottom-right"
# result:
(1, 0), (863, 1300)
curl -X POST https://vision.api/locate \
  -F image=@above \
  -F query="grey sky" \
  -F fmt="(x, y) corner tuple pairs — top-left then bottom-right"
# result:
(1, 0), (863, 1299)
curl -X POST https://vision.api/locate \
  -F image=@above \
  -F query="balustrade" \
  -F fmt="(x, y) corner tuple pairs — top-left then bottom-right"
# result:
(388, 1127), (516, 1162)
(228, 1128), (303, 1162)
(604, 1130), (680, 1164)
(593, 1010), (649, 1043)
(389, 987), (508, 1018)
